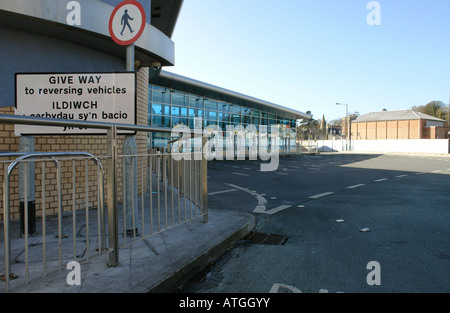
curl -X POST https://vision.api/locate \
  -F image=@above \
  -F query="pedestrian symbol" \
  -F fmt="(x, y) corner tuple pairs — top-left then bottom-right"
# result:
(120, 9), (134, 36)
(109, 0), (146, 46)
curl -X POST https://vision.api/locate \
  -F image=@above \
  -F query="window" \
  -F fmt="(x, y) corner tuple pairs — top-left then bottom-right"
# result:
(251, 110), (260, 117)
(172, 106), (188, 117)
(151, 115), (170, 127)
(172, 91), (188, 106)
(242, 115), (251, 125)
(205, 110), (217, 120)
(171, 117), (187, 127)
(151, 103), (170, 115)
(231, 114), (241, 124)
(189, 108), (203, 118)
(230, 104), (241, 114)
(152, 89), (171, 104)
(190, 96), (204, 108)
(219, 112), (229, 123)
(219, 102), (230, 112)
(242, 107), (251, 115)
(205, 99), (218, 110)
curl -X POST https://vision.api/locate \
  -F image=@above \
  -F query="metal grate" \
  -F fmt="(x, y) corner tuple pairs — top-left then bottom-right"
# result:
(246, 232), (288, 245)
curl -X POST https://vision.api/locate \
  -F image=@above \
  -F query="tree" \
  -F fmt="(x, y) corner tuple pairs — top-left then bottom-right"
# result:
(412, 101), (448, 121)
(297, 110), (320, 140)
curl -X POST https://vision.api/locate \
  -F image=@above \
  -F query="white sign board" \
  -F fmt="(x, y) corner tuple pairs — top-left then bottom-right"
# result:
(15, 72), (136, 135)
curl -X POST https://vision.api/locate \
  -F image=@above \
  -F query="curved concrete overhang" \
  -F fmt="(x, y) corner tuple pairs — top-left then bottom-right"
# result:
(0, 0), (175, 67)
(152, 71), (311, 120)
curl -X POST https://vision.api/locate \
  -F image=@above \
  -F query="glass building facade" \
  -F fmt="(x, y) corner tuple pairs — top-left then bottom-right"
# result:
(148, 83), (300, 151)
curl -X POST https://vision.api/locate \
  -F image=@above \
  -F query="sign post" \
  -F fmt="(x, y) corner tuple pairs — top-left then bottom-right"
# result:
(109, 0), (147, 236)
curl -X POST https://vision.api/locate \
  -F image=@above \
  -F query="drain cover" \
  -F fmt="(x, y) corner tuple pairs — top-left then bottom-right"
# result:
(247, 232), (288, 245)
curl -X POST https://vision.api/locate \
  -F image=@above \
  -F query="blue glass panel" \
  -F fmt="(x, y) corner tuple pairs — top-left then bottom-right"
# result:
(151, 103), (170, 115)
(205, 99), (218, 110)
(190, 96), (204, 108)
(151, 115), (170, 127)
(230, 105), (241, 114)
(219, 102), (230, 112)
(152, 90), (171, 104)
(172, 91), (188, 106)
(189, 108), (203, 118)
(205, 110), (217, 120)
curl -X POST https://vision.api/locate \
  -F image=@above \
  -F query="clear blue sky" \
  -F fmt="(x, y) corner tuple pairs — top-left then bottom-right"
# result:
(165, 0), (450, 122)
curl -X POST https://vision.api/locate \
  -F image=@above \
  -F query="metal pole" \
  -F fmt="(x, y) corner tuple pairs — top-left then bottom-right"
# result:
(345, 104), (349, 151)
(126, 44), (135, 72)
(19, 136), (36, 236)
(107, 126), (119, 267)
(201, 135), (208, 223)
(124, 43), (139, 237)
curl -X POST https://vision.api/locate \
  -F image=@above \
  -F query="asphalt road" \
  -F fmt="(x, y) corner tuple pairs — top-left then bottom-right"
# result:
(180, 153), (450, 293)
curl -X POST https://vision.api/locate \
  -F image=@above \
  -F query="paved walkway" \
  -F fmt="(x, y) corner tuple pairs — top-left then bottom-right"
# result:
(1, 209), (255, 293)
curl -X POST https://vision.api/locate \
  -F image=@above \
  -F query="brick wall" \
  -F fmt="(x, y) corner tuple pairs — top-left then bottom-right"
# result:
(351, 119), (447, 140)
(0, 67), (149, 221)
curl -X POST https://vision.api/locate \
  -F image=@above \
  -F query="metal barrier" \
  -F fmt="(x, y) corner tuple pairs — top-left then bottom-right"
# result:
(1, 152), (105, 291)
(0, 114), (208, 291)
(119, 147), (207, 247)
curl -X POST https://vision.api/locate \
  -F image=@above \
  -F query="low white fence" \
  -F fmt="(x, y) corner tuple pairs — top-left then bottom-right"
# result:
(318, 139), (449, 155)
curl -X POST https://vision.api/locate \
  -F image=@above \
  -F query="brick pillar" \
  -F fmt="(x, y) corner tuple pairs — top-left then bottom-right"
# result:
(136, 67), (149, 194)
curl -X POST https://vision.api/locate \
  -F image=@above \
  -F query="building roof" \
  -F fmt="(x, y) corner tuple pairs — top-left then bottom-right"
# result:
(353, 110), (445, 123)
(0, 0), (178, 67)
(150, 0), (184, 38)
(150, 71), (311, 120)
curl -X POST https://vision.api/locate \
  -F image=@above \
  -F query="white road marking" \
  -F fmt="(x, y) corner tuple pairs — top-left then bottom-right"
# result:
(208, 189), (237, 196)
(265, 205), (292, 215)
(226, 183), (267, 213)
(232, 172), (249, 177)
(396, 175), (408, 178)
(374, 178), (388, 182)
(269, 283), (302, 293)
(309, 192), (334, 199)
(225, 183), (292, 215)
(347, 184), (365, 189)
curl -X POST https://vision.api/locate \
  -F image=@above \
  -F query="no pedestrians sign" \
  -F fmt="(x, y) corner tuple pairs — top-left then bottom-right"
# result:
(109, 0), (146, 46)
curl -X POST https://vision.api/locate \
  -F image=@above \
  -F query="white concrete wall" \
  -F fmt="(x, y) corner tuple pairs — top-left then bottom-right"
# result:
(318, 139), (449, 154)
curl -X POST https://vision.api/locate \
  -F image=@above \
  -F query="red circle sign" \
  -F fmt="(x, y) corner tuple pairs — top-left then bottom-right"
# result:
(109, 0), (146, 46)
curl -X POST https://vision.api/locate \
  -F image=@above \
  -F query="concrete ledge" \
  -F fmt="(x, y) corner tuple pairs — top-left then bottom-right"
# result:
(144, 212), (256, 293)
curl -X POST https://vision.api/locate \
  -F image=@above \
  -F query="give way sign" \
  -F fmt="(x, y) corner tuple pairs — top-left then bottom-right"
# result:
(109, 0), (146, 46)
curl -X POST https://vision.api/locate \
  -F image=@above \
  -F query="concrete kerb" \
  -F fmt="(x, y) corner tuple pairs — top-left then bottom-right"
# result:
(138, 210), (256, 293)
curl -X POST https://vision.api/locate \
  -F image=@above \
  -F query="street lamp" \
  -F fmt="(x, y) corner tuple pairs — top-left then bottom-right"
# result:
(336, 103), (349, 151)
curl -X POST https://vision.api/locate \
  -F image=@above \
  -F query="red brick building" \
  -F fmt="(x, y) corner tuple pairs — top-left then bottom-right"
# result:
(351, 110), (449, 140)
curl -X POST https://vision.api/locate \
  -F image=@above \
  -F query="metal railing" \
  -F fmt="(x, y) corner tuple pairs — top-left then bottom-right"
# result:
(0, 114), (208, 291)
(1, 152), (105, 291)
(118, 147), (208, 247)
